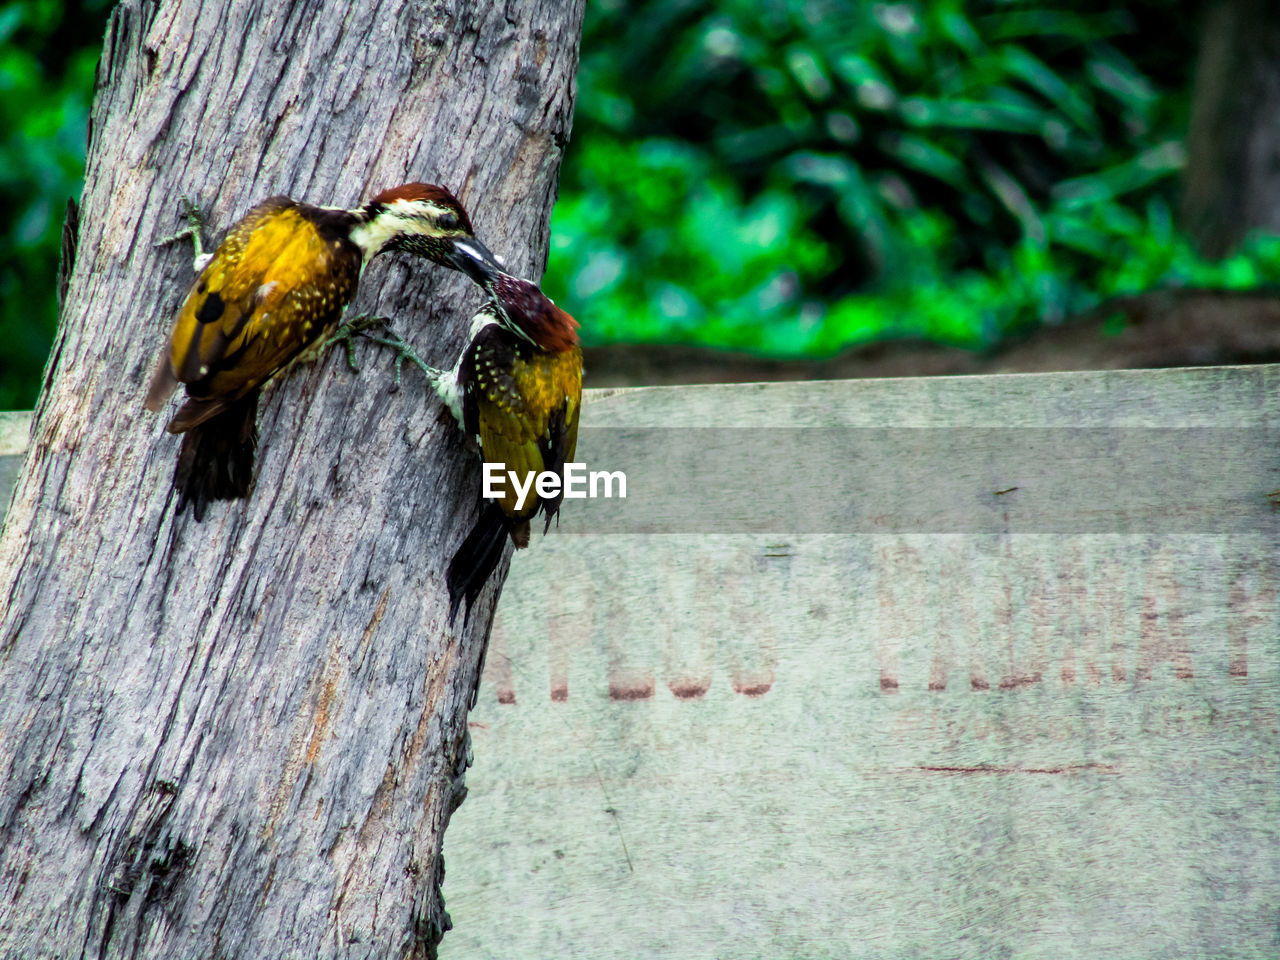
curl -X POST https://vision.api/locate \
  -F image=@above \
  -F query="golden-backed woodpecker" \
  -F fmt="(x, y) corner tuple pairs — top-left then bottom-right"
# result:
(145, 183), (496, 520)
(426, 252), (583, 622)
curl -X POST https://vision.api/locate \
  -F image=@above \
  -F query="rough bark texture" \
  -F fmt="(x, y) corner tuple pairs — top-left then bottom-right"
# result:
(0, 1), (583, 957)
(1182, 0), (1280, 257)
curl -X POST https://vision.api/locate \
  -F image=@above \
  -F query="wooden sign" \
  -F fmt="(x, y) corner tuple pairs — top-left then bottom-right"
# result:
(0, 412), (25, 517)
(444, 367), (1279, 959)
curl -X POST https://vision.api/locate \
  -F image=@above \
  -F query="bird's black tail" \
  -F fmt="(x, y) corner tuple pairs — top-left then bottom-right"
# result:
(447, 500), (510, 624)
(172, 393), (259, 521)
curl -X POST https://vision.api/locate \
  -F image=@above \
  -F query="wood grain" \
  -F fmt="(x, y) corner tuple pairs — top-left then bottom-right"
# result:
(448, 366), (1279, 960)
(0, 1), (583, 956)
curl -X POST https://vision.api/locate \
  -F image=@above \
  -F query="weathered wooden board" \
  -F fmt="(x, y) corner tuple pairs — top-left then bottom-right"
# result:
(0, 414), (25, 522)
(449, 366), (1279, 959)
(3, 365), (1278, 959)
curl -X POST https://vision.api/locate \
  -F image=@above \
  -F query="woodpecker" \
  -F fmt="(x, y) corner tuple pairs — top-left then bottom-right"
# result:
(425, 252), (583, 622)
(145, 182), (496, 520)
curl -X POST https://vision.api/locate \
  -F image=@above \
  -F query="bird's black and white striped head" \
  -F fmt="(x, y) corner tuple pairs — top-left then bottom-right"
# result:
(352, 182), (498, 269)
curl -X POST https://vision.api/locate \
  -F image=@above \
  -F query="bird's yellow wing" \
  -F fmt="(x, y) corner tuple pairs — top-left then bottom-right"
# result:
(473, 342), (583, 521)
(150, 197), (361, 429)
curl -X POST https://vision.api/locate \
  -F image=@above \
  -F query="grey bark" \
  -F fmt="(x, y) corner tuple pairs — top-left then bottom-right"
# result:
(0, 0), (583, 957)
(1182, 0), (1280, 257)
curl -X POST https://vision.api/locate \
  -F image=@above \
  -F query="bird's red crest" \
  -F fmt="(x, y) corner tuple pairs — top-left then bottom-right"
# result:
(370, 182), (473, 232)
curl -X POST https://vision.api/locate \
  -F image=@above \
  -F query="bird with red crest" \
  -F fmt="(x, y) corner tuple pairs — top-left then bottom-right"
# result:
(146, 182), (498, 521)
(420, 246), (584, 623)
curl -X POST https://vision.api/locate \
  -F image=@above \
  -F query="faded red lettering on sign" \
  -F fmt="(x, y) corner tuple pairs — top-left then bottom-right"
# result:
(485, 612), (517, 705)
(548, 567), (595, 702)
(1226, 560), (1275, 679)
(876, 541), (925, 693)
(608, 589), (655, 701)
(694, 551), (778, 698)
(1137, 548), (1194, 681)
(666, 559), (715, 700)
(995, 548), (1046, 691)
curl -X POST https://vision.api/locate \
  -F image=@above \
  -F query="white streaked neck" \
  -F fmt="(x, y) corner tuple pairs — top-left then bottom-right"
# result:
(348, 209), (398, 264)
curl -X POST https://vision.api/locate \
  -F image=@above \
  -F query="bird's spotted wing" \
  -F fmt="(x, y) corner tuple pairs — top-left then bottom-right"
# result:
(153, 197), (361, 430)
(538, 365), (582, 531)
(462, 325), (583, 522)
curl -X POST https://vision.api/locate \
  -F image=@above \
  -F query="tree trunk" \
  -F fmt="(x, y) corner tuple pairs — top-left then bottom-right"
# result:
(0, 1), (582, 956)
(1181, 0), (1280, 257)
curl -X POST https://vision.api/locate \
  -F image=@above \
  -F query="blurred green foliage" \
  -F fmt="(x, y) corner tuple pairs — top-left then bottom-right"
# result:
(4, 1), (1280, 408)
(0, 0), (107, 409)
(548, 0), (1280, 356)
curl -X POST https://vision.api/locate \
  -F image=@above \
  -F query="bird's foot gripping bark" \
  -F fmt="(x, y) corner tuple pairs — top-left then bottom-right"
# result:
(154, 196), (211, 272)
(326, 314), (441, 391)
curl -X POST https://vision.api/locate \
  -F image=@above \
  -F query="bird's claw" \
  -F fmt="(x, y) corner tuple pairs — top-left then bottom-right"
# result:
(368, 328), (440, 393)
(326, 316), (440, 391)
(325, 314), (388, 374)
(155, 196), (209, 269)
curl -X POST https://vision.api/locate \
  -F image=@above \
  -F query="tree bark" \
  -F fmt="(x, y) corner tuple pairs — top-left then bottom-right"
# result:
(0, 1), (582, 957)
(1181, 0), (1280, 257)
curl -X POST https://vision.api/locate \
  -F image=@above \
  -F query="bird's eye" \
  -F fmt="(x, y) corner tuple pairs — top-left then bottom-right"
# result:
(438, 212), (459, 231)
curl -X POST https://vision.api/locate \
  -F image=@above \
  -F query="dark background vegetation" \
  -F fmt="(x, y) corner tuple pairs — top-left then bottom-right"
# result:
(3, 0), (1279, 408)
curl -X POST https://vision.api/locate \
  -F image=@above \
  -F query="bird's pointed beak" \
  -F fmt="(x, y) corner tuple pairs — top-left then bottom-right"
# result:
(448, 237), (503, 285)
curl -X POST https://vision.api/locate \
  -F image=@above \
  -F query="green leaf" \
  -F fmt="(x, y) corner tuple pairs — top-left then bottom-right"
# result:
(898, 97), (1045, 134)
(879, 133), (966, 186)
(1052, 141), (1185, 208)
(999, 45), (1098, 134)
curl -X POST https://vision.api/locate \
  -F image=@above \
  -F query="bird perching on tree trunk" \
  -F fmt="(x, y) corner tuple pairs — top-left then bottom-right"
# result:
(422, 248), (583, 622)
(0, 0), (585, 956)
(145, 183), (497, 520)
